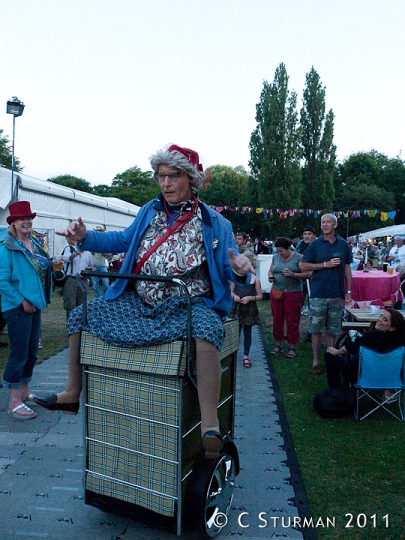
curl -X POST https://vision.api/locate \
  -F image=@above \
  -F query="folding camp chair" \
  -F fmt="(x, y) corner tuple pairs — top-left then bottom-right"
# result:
(354, 346), (405, 421)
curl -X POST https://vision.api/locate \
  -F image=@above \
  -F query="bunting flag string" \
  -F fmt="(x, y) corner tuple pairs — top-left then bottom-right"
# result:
(207, 205), (396, 221)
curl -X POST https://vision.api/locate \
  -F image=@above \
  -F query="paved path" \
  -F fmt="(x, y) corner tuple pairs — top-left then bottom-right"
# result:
(0, 326), (313, 539)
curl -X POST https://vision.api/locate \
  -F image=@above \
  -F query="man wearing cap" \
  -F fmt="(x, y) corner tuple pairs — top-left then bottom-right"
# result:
(91, 226), (111, 297)
(295, 226), (316, 319)
(295, 226), (317, 255)
(61, 237), (93, 319)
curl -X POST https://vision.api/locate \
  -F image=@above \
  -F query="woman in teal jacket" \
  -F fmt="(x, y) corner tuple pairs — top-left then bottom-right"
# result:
(0, 201), (52, 419)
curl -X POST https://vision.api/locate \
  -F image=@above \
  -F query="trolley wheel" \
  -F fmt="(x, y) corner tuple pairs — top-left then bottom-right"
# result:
(185, 451), (237, 537)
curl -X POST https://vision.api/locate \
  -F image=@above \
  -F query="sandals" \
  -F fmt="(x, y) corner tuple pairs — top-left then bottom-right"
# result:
(270, 345), (283, 355)
(7, 403), (37, 420)
(243, 357), (252, 368)
(286, 347), (296, 358)
(311, 364), (322, 376)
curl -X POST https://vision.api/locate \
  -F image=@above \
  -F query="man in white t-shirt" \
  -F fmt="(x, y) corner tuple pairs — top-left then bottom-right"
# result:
(386, 236), (405, 269)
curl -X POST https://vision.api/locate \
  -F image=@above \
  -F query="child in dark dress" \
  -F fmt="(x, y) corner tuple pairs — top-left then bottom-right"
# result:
(229, 252), (263, 367)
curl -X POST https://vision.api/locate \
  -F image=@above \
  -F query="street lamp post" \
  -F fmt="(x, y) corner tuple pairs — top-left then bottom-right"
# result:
(6, 97), (25, 203)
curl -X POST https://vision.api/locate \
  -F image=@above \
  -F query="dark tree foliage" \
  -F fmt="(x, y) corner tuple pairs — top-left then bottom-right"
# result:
(200, 164), (255, 235)
(200, 165), (249, 207)
(334, 150), (405, 236)
(249, 63), (302, 211)
(110, 166), (159, 206)
(0, 129), (23, 171)
(92, 184), (112, 198)
(47, 174), (93, 193)
(300, 67), (336, 211)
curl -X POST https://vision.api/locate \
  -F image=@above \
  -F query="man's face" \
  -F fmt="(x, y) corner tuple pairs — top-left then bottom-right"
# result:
(395, 237), (403, 248)
(303, 231), (316, 244)
(235, 235), (247, 247)
(321, 215), (338, 235)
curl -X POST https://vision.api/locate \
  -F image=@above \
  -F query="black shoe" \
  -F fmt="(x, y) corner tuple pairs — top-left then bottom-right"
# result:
(202, 430), (223, 459)
(0, 342), (8, 348)
(33, 394), (79, 415)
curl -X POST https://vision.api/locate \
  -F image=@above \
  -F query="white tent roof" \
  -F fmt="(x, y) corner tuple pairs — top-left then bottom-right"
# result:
(350, 224), (405, 241)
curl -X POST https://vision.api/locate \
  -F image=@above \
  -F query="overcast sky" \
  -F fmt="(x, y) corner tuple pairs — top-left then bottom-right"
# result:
(1, 0), (404, 186)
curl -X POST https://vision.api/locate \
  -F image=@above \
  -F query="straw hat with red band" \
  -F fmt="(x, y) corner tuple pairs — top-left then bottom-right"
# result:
(6, 201), (36, 225)
(150, 144), (205, 189)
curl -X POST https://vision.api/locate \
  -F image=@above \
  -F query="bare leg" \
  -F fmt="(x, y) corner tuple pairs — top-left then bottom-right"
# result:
(33, 333), (81, 414)
(195, 338), (221, 437)
(326, 333), (336, 349)
(55, 333), (82, 403)
(311, 333), (322, 366)
(20, 381), (30, 400)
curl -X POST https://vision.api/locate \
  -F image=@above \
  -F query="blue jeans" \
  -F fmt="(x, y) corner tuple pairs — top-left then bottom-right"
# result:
(2, 306), (41, 388)
(91, 265), (110, 297)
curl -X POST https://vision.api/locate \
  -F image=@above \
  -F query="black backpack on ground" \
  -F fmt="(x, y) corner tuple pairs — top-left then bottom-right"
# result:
(313, 388), (355, 419)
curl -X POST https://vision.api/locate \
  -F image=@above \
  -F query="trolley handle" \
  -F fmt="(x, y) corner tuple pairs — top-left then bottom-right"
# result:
(76, 271), (194, 384)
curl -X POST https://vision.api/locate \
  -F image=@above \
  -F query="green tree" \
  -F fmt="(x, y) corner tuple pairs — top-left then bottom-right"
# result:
(334, 181), (395, 210)
(334, 151), (399, 236)
(300, 67), (336, 210)
(248, 63), (302, 237)
(337, 150), (405, 225)
(0, 129), (23, 171)
(199, 164), (254, 234)
(110, 166), (159, 206)
(200, 165), (249, 207)
(249, 64), (302, 210)
(92, 184), (112, 198)
(48, 174), (93, 193)
(383, 154), (405, 224)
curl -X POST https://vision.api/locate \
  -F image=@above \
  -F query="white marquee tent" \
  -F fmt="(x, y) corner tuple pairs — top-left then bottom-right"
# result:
(0, 167), (140, 256)
(349, 224), (405, 242)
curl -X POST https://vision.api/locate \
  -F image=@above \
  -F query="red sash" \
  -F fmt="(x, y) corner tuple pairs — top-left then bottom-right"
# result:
(132, 196), (198, 275)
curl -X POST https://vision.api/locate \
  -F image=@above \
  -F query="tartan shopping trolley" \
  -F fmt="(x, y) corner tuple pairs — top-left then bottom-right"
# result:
(78, 272), (240, 536)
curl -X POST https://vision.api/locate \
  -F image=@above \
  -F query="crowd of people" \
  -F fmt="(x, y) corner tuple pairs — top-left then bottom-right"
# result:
(350, 236), (405, 271)
(1, 144), (404, 433)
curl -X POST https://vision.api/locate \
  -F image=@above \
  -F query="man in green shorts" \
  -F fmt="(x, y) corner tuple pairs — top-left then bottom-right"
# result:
(299, 214), (352, 375)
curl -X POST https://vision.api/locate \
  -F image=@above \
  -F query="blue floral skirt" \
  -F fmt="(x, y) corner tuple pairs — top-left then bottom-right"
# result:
(67, 291), (225, 351)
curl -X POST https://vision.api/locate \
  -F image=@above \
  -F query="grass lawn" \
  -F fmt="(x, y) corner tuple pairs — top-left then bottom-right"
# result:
(259, 302), (405, 540)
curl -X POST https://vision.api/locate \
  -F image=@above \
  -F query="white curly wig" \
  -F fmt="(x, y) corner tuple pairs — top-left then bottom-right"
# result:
(149, 144), (205, 190)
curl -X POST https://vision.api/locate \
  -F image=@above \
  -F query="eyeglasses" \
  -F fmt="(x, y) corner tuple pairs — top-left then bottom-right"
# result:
(157, 172), (184, 182)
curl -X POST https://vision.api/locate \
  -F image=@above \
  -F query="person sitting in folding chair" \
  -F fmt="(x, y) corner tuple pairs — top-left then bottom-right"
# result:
(325, 308), (405, 401)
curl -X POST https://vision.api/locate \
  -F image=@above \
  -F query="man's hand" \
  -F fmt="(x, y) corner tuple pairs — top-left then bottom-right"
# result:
(228, 248), (254, 275)
(56, 217), (87, 243)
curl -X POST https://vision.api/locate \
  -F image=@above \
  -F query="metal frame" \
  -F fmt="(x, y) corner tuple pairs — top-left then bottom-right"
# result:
(354, 346), (405, 421)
